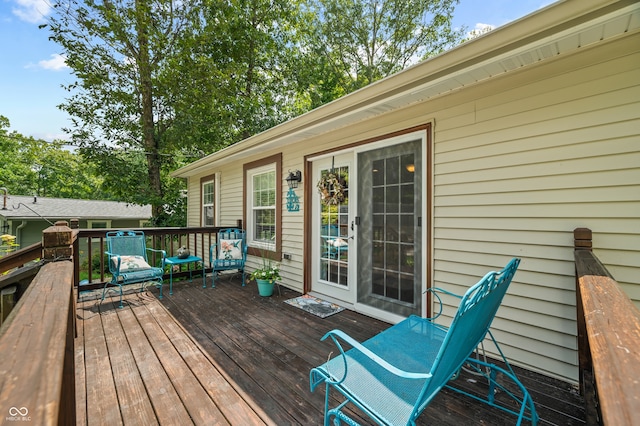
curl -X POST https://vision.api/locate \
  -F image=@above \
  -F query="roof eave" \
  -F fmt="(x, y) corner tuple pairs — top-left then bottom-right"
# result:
(172, 0), (637, 178)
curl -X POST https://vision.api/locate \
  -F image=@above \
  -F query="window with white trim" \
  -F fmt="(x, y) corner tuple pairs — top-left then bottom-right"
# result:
(247, 165), (277, 250)
(202, 177), (215, 226)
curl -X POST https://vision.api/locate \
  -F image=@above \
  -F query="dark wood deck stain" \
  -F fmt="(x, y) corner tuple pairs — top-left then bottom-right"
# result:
(155, 275), (586, 425)
(76, 275), (586, 425)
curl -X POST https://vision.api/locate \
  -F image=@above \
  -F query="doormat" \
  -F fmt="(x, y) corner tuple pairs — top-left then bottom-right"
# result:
(284, 294), (345, 318)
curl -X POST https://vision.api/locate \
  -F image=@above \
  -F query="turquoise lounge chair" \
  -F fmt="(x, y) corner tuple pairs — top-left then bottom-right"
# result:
(310, 258), (537, 425)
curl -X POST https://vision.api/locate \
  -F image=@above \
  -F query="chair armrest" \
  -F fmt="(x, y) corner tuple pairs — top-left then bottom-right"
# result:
(322, 329), (432, 382)
(105, 251), (120, 274)
(147, 248), (166, 267)
(424, 287), (463, 320)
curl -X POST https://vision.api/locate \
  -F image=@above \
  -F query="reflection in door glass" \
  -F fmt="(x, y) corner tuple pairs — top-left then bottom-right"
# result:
(319, 166), (349, 287)
(371, 154), (415, 304)
(358, 139), (422, 318)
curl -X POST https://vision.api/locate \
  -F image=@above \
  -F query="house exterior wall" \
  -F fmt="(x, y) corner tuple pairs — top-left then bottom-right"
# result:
(10, 218), (152, 249)
(428, 33), (639, 382)
(185, 31), (639, 382)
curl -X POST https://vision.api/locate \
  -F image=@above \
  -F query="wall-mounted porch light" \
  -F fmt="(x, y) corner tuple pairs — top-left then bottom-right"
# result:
(286, 170), (302, 189)
(285, 170), (302, 212)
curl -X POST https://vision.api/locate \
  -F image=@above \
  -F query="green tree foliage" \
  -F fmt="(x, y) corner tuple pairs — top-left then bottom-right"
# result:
(300, 0), (465, 107)
(0, 115), (105, 199)
(161, 0), (308, 149)
(42, 0), (462, 226)
(45, 0), (196, 223)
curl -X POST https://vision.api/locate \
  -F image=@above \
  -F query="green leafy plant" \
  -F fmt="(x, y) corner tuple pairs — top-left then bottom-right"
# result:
(0, 234), (18, 258)
(250, 257), (281, 284)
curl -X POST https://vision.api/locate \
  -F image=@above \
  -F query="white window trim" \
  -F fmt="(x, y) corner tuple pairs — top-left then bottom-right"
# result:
(201, 173), (220, 227)
(246, 163), (277, 251)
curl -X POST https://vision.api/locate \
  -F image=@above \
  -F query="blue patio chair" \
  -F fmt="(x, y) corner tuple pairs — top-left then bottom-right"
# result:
(103, 230), (165, 308)
(209, 228), (247, 287)
(310, 257), (538, 425)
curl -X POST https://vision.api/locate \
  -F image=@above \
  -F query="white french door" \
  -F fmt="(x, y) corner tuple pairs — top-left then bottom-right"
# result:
(310, 132), (425, 321)
(310, 154), (356, 304)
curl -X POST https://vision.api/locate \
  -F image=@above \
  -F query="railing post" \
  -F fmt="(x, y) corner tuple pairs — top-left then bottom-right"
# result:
(574, 228), (592, 252)
(574, 228), (594, 421)
(42, 220), (76, 262)
(70, 219), (80, 287)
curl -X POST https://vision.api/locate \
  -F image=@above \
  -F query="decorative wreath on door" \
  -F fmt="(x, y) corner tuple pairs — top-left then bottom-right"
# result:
(317, 172), (346, 205)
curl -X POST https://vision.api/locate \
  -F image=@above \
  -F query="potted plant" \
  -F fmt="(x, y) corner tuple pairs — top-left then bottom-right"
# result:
(250, 258), (281, 297)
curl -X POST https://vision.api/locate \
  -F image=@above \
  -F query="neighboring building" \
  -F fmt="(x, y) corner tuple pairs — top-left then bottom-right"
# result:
(0, 195), (152, 248)
(172, 0), (639, 383)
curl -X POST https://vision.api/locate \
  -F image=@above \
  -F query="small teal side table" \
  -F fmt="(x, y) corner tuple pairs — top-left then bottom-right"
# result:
(164, 255), (205, 295)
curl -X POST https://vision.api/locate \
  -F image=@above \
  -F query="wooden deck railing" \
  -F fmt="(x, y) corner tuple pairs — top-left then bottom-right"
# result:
(0, 224), (241, 318)
(0, 222), (76, 425)
(0, 242), (41, 275)
(574, 228), (640, 425)
(74, 225), (229, 290)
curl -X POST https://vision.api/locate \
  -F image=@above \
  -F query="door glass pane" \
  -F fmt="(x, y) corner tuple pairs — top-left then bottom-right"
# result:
(318, 165), (349, 288)
(357, 139), (422, 317)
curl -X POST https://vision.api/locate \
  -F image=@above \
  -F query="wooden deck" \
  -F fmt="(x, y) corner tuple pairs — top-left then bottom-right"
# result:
(76, 275), (586, 425)
(75, 287), (271, 425)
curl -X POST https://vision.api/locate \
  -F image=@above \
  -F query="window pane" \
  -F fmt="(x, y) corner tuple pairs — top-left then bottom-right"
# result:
(253, 171), (276, 208)
(202, 180), (215, 226)
(203, 182), (214, 204)
(254, 209), (275, 242)
(250, 167), (277, 246)
(204, 206), (214, 226)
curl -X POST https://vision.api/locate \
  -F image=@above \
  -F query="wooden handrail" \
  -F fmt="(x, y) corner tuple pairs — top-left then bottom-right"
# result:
(0, 242), (42, 275)
(0, 222), (76, 425)
(574, 228), (640, 425)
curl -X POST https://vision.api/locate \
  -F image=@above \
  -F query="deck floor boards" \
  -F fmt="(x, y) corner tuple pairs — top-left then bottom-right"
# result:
(77, 275), (586, 425)
(152, 276), (586, 425)
(75, 288), (270, 425)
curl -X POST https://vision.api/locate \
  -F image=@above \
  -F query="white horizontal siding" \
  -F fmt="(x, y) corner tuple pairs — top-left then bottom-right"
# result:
(217, 166), (244, 227)
(183, 29), (640, 383)
(274, 150), (307, 292)
(431, 33), (640, 381)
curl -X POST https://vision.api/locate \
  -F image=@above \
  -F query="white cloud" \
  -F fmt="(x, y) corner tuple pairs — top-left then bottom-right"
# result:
(474, 23), (496, 32)
(38, 54), (69, 71)
(12, 0), (52, 24)
(467, 23), (496, 39)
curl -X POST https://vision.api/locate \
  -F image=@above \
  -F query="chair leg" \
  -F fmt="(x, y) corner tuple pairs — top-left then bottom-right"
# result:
(118, 286), (124, 309)
(241, 269), (246, 286)
(212, 271), (216, 288)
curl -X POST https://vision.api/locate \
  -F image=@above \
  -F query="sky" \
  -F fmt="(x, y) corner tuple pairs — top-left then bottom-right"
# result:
(0, 0), (554, 143)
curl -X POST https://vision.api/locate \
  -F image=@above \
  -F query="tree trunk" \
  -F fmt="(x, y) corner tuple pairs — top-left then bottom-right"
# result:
(136, 0), (163, 219)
